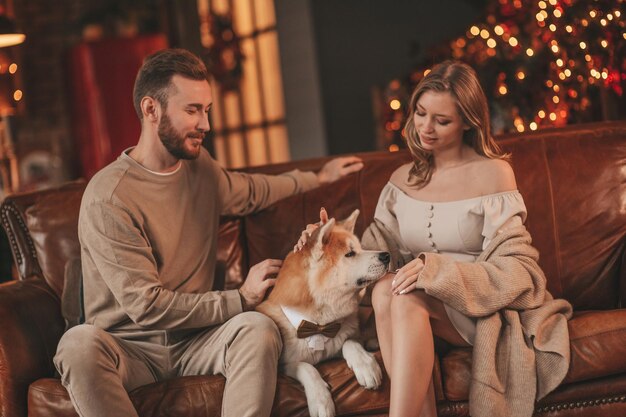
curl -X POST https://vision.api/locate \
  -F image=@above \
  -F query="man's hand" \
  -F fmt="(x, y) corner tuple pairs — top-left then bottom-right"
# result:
(238, 259), (282, 311)
(293, 207), (329, 252)
(316, 156), (364, 184)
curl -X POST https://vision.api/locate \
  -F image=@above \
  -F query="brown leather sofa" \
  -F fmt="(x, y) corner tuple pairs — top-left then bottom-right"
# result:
(0, 120), (625, 417)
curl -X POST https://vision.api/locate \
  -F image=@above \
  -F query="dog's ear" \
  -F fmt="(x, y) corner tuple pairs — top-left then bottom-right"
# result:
(338, 209), (360, 234)
(310, 218), (335, 258)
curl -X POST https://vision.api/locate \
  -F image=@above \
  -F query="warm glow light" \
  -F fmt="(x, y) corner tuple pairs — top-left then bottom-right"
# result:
(601, 19), (607, 26)
(589, 10), (597, 18)
(13, 90), (22, 101)
(549, 112), (557, 121)
(566, 25), (573, 33)
(553, 9), (562, 18)
(581, 19), (588, 27)
(516, 71), (525, 80)
(530, 122), (538, 131)
(546, 80), (553, 87)
(480, 29), (490, 39)
(538, 1), (547, 9)
(549, 24), (557, 32)
(538, 110), (546, 118)
(548, 0), (557, 4)
(585, 54), (592, 62)
(487, 38), (497, 48)
(516, 124), (525, 132)
(424, 69), (431, 76)
(509, 37), (518, 47)
(615, 11), (621, 18)
(569, 89), (578, 98)
(553, 95), (559, 104)
(8, 63), (17, 74)
(536, 12), (545, 22)
(559, 110), (567, 118)
(390, 99), (401, 110)
(456, 38), (466, 47)
(526, 48), (534, 56)
(486, 48), (496, 57)
(498, 85), (508, 95)
(494, 25), (504, 36)
(556, 58), (564, 67)
(601, 40), (608, 48)
(553, 85), (560, 92)
(607, 13), (613, 21)
(541, 10), (549, 19)
(564, 69), (571, 77)
(579, 41), (587, 49)
(602, 71), (608, 79)
(551, 44), (559, 53)
(470, 26), (480, 36)
(389, 144), (399, 152)
(558, 72), (566, 80)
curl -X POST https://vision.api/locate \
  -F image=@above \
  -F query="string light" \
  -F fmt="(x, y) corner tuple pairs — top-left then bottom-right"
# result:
(381, 0), (623, 146)
(13, 90), (22, 101)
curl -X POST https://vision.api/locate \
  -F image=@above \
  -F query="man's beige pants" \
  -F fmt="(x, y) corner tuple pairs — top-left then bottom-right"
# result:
(54, 312), (282, 417)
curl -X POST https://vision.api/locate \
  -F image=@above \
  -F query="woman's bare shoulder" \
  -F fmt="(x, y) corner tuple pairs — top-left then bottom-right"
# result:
(389, 163), (413, 189)
(473, 158), (517, 193)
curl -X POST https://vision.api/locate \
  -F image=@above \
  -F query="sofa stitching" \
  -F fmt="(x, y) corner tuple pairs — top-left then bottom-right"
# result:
(535, 394), (626, 414)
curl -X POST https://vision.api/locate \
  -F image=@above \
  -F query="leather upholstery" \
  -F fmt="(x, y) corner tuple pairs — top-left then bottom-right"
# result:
(1, 121), (625, 417)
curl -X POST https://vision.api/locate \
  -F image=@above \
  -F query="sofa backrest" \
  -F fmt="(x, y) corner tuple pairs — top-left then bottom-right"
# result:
(2, 121), (625, 310)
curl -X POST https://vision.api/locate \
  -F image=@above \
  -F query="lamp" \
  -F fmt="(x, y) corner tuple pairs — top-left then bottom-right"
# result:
(0, 15), (24, 48)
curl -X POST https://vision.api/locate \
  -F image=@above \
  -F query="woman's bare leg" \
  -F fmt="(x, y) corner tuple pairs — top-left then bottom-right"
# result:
(389, 291), (469, 417)
(371, 274), (394, 376)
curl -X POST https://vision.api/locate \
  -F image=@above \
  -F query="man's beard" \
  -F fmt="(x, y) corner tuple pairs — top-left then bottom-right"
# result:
(158, 113), (204, 160)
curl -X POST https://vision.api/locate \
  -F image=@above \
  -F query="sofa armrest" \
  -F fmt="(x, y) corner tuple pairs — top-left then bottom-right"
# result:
(0, 278), (65, 417)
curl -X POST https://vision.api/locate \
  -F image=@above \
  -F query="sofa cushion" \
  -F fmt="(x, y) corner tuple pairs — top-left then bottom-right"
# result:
(441, 309), (626, 401)
(28, 353), (391, 417)
(25, 189), (83, 297)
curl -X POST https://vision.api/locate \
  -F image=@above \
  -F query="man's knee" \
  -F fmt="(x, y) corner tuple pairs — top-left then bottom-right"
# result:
(55, 324), (110, 375)
(232, 312), (282, 354)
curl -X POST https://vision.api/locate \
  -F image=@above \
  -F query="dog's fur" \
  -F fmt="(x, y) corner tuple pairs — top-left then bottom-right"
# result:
(256, 209), (390, 417)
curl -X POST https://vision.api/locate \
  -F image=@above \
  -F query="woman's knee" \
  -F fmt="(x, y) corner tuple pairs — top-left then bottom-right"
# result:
(390, 290), (432, 321)
(372, 274), (393, 314)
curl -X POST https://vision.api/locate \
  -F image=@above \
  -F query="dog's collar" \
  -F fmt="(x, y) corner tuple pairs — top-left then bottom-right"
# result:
(280, 305), (340, 351)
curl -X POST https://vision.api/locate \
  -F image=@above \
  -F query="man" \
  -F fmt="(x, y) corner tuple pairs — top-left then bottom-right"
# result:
(54, 48), (363, 417)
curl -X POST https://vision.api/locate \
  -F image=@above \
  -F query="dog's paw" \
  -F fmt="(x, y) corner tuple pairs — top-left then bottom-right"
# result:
(306, 385), (335, 417)
(348, 349), (382, 390)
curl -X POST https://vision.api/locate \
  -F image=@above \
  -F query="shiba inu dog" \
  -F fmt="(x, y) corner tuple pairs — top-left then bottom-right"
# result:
(256, 209), (390, 417)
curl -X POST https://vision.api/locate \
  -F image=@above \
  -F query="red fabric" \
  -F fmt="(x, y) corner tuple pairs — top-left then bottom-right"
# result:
(68, 34), (168, 179)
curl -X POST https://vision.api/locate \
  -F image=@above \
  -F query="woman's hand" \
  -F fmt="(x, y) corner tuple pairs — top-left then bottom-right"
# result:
(391, 257), (425, 295)
(293, 207), (329, 252)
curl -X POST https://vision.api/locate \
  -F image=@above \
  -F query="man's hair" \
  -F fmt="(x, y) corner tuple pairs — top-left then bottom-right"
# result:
(133, 48), (209, 120)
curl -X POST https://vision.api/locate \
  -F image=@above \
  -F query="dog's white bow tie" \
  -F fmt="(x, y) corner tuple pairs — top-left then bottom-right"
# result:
(280, 305), (334, 351)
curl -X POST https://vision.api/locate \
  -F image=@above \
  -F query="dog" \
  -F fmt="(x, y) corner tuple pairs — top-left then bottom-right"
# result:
(256, 209), (390, 417)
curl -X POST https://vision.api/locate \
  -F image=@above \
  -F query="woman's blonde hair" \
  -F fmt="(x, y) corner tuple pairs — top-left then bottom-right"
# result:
(403, 60), (508, 188)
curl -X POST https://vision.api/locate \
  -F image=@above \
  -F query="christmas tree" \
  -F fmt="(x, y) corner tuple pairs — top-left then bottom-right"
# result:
(381, 0), (625, 151)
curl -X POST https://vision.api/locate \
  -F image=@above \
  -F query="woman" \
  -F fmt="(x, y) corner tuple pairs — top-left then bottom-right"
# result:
(361, 60), (570, 417)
